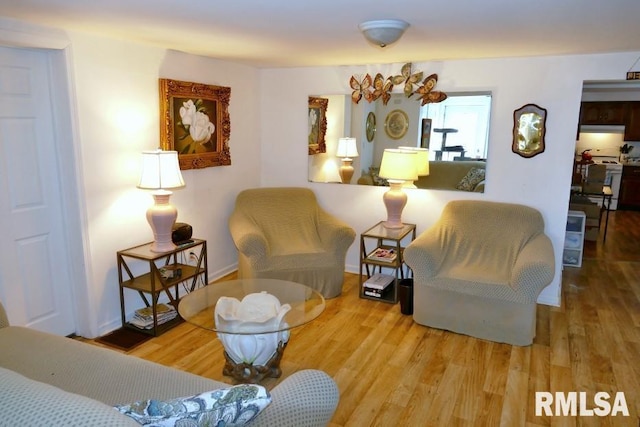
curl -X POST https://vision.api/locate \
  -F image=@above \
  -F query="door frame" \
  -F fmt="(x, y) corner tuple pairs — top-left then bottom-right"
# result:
(0, 18), (96, 337)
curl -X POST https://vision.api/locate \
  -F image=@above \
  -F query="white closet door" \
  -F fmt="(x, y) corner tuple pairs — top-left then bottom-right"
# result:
(0, 46), (76, 336)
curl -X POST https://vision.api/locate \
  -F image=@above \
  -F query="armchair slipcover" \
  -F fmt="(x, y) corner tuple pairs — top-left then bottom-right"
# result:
(229, 187), (355, 298)
(404, 200), (555, 345)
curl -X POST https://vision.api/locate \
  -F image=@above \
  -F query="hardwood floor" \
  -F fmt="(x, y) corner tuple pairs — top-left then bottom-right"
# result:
(102, 211), (640, 426)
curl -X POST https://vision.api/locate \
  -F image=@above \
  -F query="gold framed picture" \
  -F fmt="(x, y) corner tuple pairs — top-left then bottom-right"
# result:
(159, 78), (231, 170)
(308, 96), (328, 155)
(384, 109), (409, 140)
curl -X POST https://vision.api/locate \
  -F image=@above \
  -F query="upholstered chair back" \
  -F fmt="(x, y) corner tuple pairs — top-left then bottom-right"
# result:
(234, 187), (324, 255)
(434, 200), (546, 284)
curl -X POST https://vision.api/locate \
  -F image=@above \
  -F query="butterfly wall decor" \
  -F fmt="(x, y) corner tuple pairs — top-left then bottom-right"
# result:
(349, 63), (446, 105)
(392, 62), (424, 98)
(370, 73), (394, 105)
(415, 74), (448, 106)
(350, 74), (373, 104)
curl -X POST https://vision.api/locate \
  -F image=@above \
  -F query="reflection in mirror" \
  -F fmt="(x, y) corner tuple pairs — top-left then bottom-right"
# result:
(512, 103), (546, 158)
(308, 91), (492, 193)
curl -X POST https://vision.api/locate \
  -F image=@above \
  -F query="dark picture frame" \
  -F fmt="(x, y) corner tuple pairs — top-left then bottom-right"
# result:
(308, 96), (328, 155)
(159, 78), (231, 170)
(421, 118), (432, 149)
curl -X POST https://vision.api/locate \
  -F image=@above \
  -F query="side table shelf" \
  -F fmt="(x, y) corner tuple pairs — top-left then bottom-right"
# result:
(359, 222), (416, 304)
(117, 239), (208, 336)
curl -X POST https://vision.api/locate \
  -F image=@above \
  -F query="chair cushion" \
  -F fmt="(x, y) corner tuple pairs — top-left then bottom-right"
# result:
(455, 167), (485, 191)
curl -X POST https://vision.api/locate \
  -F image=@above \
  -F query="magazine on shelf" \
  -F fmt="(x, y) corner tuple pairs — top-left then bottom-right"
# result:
(130, 303), (177, 329)
(366, 247), (397, 262)
(363, 273), (395, 290)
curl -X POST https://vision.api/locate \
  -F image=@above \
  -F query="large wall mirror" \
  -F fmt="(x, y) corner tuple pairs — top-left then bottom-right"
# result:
(308, 91), (492, 192)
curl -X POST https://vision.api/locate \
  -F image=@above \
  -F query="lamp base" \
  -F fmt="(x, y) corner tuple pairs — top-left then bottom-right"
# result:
(383, 181), (407, 229)
(147, 192), (178, 253)
(339, 158), (355, 184)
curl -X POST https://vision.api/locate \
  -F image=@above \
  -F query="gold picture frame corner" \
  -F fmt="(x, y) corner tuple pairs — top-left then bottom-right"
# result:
(159, 78), (231, 170)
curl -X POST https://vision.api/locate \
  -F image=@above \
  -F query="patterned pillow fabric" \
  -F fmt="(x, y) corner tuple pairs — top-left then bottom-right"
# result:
(455, 167), (486, 191)
(114, 384), (271, 427)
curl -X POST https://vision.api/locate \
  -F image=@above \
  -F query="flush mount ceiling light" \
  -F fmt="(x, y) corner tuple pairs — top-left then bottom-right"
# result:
(358, 19), (410, 48)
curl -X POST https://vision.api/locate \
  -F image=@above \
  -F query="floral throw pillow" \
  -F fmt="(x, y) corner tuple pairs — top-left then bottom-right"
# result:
(114, 384), (271, 427)
(456, 167), (486, 192)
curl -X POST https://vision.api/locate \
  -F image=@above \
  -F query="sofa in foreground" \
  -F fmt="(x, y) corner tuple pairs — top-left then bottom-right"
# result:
(0, 302), (338, 426)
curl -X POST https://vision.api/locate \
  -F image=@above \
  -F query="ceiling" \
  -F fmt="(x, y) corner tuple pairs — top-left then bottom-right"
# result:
(2, 0), (640, 68)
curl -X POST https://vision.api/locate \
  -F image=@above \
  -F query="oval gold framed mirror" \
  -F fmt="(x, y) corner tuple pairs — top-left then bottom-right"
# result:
(512, 103), (547, 158)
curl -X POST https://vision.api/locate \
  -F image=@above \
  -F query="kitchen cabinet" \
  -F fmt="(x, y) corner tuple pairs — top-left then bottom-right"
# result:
(625, 102), (640, 141)
(579, 102), (627, 125)
(578, 101), (640, 141)
(618, 165), (640, 210)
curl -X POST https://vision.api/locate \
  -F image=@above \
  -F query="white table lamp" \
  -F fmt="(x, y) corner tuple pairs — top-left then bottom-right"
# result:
(398, 146), (429, 188)
(378, 149), (418, 228)
(336, 137), (359, 184)
(137, 149), (185, 252)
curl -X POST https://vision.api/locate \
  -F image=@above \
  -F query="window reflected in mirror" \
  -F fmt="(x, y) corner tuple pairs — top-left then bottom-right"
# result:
(308, 91), (492, 193)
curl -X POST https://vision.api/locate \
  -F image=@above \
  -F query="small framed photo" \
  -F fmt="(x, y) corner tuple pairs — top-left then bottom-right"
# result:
(421, 118), (432, 149)
(159, 78), (231, 170)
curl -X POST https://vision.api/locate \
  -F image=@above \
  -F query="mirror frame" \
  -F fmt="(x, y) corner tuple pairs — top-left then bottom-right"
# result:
(512, 103), (547, 158)
(308, 96), (328, 155)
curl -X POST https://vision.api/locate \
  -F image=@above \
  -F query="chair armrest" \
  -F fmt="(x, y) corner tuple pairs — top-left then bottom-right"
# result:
(228, 212), (269, 261)
(510, 233), (555, 301)
(317, 209), (356, 252)
(0, 301), (9, 328)
(403, 229), (444, 279)
(258, 370), (339, 427)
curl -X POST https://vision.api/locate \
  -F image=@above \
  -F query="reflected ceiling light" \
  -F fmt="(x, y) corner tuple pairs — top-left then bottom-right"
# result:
(358, 19), (410, 48)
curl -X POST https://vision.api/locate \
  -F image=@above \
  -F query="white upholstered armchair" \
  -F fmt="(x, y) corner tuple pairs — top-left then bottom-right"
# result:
(229, 187), (355, 298)
(404, 200), (555, 346)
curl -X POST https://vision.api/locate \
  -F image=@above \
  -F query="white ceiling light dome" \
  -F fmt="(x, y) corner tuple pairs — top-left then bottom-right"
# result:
(358, 19), (410, 48)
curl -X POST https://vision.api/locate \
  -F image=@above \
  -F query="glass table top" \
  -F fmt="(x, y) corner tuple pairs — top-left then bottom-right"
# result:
(178, 279), (325, 335)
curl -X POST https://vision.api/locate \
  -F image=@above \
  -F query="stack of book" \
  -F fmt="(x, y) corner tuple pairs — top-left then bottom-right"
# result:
(363, 273), (394, 298)
(130, 303), (177, 329)
(366, 247), (397, 263)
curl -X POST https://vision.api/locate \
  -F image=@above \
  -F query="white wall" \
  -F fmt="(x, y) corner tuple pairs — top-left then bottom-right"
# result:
(260, 52), (640, 306)
(66, 33), (261, 335)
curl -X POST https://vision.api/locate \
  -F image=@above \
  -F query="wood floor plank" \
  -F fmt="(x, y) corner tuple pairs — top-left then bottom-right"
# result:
(85, 210), (640, 426)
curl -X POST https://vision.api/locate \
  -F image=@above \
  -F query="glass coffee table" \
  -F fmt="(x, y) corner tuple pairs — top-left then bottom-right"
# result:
(178, 278), (325, 383)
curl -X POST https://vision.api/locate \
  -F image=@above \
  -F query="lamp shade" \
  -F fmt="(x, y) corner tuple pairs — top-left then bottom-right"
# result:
(379, 149), (418, 181)
(336, 137), (359, 158)
(137, 150), (185, 190)
(358, 19), (410, 48)
(398, 146), (430, 176)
